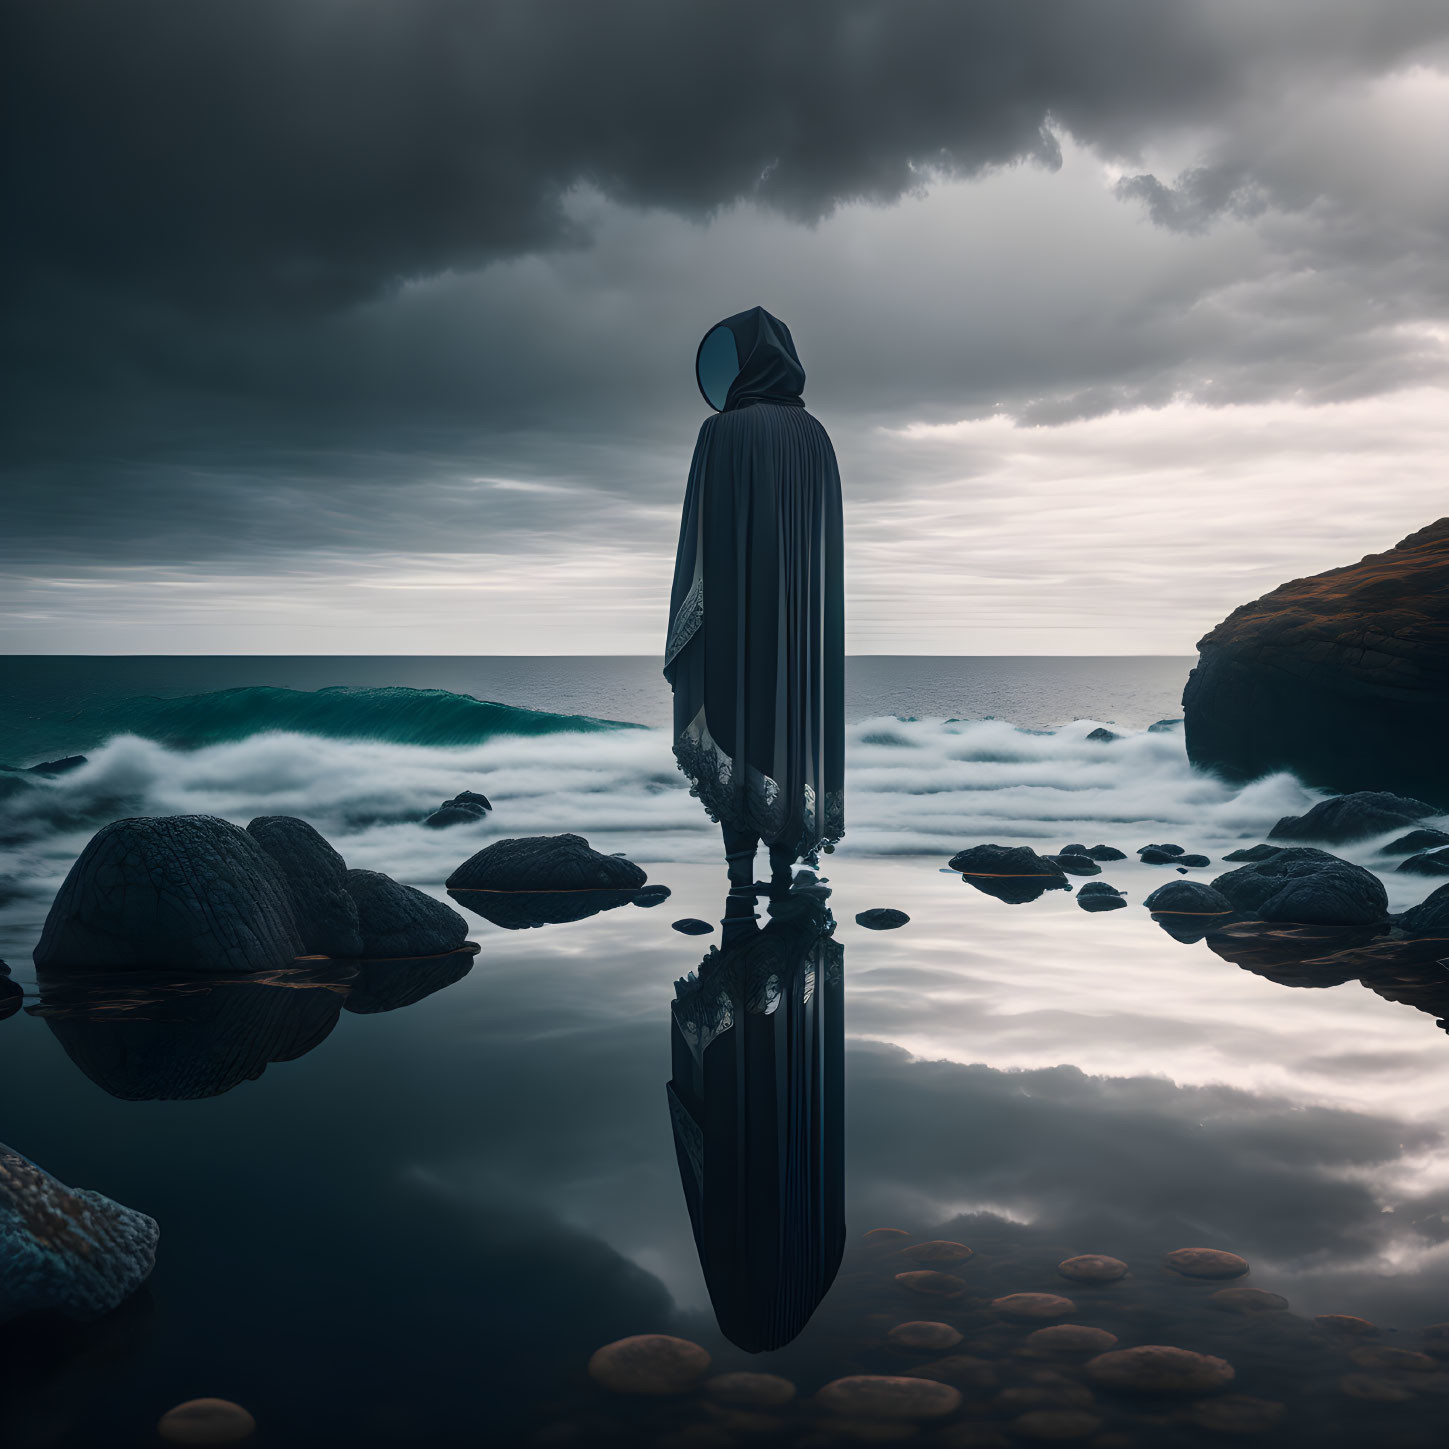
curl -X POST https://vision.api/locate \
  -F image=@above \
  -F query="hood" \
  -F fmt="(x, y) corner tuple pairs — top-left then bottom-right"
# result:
(697, 306), (806, 412)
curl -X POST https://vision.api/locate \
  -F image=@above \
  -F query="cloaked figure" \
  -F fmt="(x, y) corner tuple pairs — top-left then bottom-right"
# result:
(664, 308), (845, 888)
(666, 885), (845, 1352)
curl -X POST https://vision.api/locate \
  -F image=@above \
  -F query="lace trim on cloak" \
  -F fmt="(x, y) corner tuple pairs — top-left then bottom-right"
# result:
(663, 574), (704, 671)
(672, 704), (844, 866)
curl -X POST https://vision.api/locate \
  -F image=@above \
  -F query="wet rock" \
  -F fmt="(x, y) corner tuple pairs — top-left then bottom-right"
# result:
(34, 815), (302, 974)
(1141, 843), (1185, 856)
(895, 1270), (968, 1300)
(1057, 1255), (1127, 1283)
(1025, 1326), (1119, 1356)
(1271, 791), (1446, 844)
(1397, 848), (1449, 876)
(1047, 855), (1101, 877)
(1208, 1288), (1288, 1315)
(448, 833), (647, 892)
(899, 1240), (974, 1265)
(586, 1334), (710, 1395)
(345, 869), (469, 957)
(1209, 849), (1389, 927)
(992, 1293), (1076, 1321)
(633, 884), (672, 908)
(246, 815), (363, 957)
(1086, 729), (1119, 743)
(0, 1141), (159, 1323)
(948, 845), (1069, 881)
(1085, 1345), (1235, 1395)
(863, 1228), (912, 1244)
(423, 791), (493, 828)
(1059, 845), (1090, 856)
(1007, 1409), (1102, 1440)
(857, 908), (911, 930)
(1143, 881), (1234, 915)
(1085, 845), (1127, 860)
(672, 918), (714, 935)
(1164, 1248), (1249, 1280)
(1338, 1374), (1411, 1402)
(156, 1399), (257, 1445)
(704, 1372), (796, 1406)
(1222, 845), (1280, 863)
(815, 1375), (963, 1421)
(1075, 882), (1126, 913)
(1315, 1314), (1377, 1335)
(1186, 1395), (1285, 1436)
(1384, 827), (1449, 855)
(1177, 854), (1212, 867)
(888, 1321), (964, 1351)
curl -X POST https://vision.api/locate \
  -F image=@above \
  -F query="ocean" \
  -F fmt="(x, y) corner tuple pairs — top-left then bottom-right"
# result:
(2, 656), (1448, 1448)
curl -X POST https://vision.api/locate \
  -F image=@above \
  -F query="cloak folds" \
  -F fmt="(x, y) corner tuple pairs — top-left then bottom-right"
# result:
(663, 308), (845, 864)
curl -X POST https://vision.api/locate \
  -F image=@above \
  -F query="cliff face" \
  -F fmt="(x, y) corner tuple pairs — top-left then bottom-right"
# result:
(1182, 518), (1449, 801)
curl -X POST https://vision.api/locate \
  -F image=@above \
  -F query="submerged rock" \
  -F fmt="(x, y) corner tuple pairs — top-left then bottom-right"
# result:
(1269, 791), (1444, 844)
(345, 869), (469, 957)
(815, 1375), (962, 1421)
(34, 815), (302, 974)
(1027, 1325), (1119, 1356)
(887, 1321), (963, 1351)
(1397, 848), (1449, 876)
(1164, 1247), (1249, 1279)
(246, 815), (362, 958)
(992, 1292), (1075, 1320)
(587, 1334), (710, 1395)
(1401, 883), (1449, 935)
(1210, 849), (1389, 927)
(856, 908), (910, 930)
(0, 1141), (159, 1323)
(898, 1240), (973, 1265)
(1182, 518), (1449, 799)
(447, 832), (646, 892)
(1143, 881), (1234, 915)
(1057, 1254), (1127, 1283)
(1086, 1345), (1235, 1395)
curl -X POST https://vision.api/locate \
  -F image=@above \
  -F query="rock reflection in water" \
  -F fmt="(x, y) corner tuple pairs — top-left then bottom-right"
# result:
(667, 886), (845, 1353)
(29, 950), (477, 1100)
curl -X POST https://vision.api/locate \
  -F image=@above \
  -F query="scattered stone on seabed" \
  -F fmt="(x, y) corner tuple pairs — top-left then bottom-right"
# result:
(703, 1372), (796, 1406)
(991, 1293), (1076, 1320)
(856, 908), (911, 929)
(1143, 880), (1235, 915)
(1057, 1254), (1127, 1283)
(947, 844), (1068, 880)
(1, 1141), (160, 1324)
(1209, 848), (1389, 927)
(816, 1375), (963, 1421)
(1186, 1395), (1285, 1435)
(1047, 854), (1101, 876)
(156, 1399), (256, 1446)
(1025, 1325), (1119, 1356)
(895, 1270), (968, 1299)
(898, 1239), (974, 1264)
(1395, 882), (1449, 934)
(345, 868), (469, 957)
(586, 1334), (710, 1395)
(863, 1227), (912, 1244)
(1347, 1345), (1437, 1373)
(903, 1355), (998, 1392)
(1384, 827), (1449, 855)
(1338, 1374), (1412, 1402)
(1164, 1247), (1250, 1279)
(1208, 1288), (1288, 1314)
(1085, 1345), (1235, 1394)
(1269, 791), (1446, 844)
(887, 1321), (964, 1351)
(633, 883), (672, 907)
(1397, 848), (1449, 876)
(1007, 1409), (1103, 1441)
(671, 918), (714, 935)
(1315, 1314), (1377, 1335)
(33, 814), (303, 974)
(446, 832), (647, 893)
(246, 814), (363, 957)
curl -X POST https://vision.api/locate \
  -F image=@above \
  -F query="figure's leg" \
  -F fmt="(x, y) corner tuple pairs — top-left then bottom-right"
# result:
(768, 841), (795, 883)
(722, 822), (759, 888)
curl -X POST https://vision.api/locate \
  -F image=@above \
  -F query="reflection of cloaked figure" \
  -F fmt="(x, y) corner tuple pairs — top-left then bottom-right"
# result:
(30, 951), (475, 1100)
(667, 886), (845, 1352)
(665, 307), (845, 882)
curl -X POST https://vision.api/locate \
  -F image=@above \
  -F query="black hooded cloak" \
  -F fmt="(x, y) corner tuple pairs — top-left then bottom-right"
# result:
(663, 307), (845, 864)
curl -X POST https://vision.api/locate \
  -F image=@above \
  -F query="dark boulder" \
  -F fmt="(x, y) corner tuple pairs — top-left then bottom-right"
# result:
(447, 833), (647, 893)
(1060, 844), (1090, 856)
(0, 1141), (159, 1324)
(633, 884), (672, 908)
(1183, 519), (1449, 798)
(1048, 854), (1101, 876)
(1144, 881), (1235, 914)
(1138, 848), (1178, 864)
(672, 918), (714, 935)
(1268, 792), (1444, 844)
(1384, 828), (1449, 855)
(1076, 881), (1126, 913)
(856, 908), (910, 930)
(1148, 720), (1182, 733)
(246, 815), (363, 958)
(1223, 844), (1282, 863)
(27, 756), (87, 776)
(947, 845), (1067, 880)
(346, 869), (469, 957)
(1401, 884), (1449, 936)
(1140, 843), (1185, 856)
(423, 791), (493, 829)
(1086, 728), (1119, 743)
(1210, 848), (1389, 927)
(1085, 844), (1127, 861)
(34, 815), (302, 974)
(1397, 849), (1449, 877)
(1177, 854), (1212, 868)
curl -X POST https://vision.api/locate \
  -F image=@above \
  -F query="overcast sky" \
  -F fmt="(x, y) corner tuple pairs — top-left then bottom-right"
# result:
(4, 1), (1448, 654)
